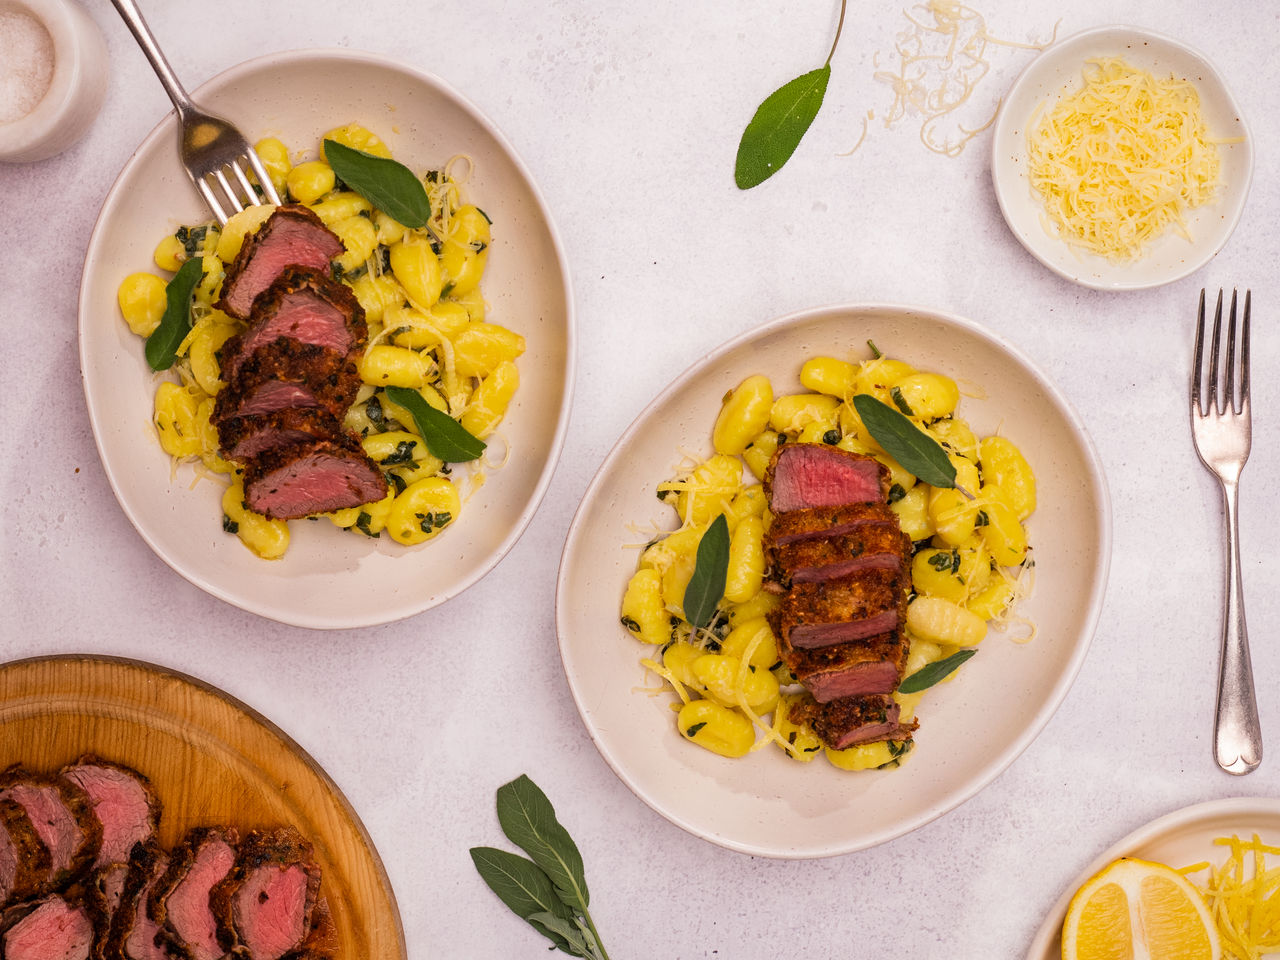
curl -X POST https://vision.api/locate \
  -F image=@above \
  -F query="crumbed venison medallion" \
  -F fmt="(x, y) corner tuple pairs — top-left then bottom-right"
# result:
(242, 433), (388, 520)
(215, 205), (344, 321)
(212, 339), (362, 429)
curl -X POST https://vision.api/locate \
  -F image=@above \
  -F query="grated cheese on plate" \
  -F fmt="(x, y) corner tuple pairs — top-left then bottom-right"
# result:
(1026, 56), (1226, 261)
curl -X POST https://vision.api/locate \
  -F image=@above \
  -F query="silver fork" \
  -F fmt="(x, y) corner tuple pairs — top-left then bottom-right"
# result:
(110, 0), (280, 224)
(1191, 288), (1261, 775)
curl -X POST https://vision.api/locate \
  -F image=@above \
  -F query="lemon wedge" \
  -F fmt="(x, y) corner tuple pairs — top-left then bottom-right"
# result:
(1062, 857), (1221, 960)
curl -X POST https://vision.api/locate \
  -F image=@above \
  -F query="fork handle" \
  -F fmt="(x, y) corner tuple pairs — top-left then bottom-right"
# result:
(109, 0), (197, 119)
(1215, 478), (1262, 774)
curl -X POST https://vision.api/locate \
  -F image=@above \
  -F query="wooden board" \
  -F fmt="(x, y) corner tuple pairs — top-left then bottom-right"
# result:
(0, 655), (405, 960)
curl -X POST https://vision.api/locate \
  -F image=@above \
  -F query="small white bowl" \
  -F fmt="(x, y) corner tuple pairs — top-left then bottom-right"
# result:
(991, 25), (1253, 291)
(0, 0), (108, 162)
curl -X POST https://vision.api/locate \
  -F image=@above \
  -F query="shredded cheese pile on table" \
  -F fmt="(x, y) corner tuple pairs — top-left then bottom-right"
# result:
(1026, 57), (1224, 261)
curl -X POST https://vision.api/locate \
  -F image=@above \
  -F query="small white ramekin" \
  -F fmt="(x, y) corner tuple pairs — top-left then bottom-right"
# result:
(0, 0), (108, 162)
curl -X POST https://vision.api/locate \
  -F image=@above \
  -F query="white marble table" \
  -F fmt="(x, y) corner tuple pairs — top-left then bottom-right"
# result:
(3, 1), (1278, 956)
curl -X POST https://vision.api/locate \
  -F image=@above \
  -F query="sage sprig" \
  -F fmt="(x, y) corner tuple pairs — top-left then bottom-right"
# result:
(683, 514), (730, 629)
(145, 256), (203, 371)
(734, 0), (848, 188)
(898, 648), (976, 694)
(471, 775), (611, 960)
(383, 386), (485, 462)
(851, 394), (957, 490)
(322, 139), (431, 228)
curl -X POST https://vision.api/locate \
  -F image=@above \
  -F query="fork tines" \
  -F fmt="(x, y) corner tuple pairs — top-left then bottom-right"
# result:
(1193, 288), (1252, 417)
(195, 151), (282, 226)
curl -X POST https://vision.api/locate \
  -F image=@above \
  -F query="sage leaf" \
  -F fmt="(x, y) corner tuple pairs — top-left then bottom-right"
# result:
(469, 848), (576, 952)
(898, 648), (976, 694)
(526, 912), (594, 957)
(851, 394), (956, 489)
(496, 775), (590, 912)
(735, 65), (831, 189)
(683, 513), (730, 629)
(383, 385), (485, 462)
(322, 139), (430, 228)
(144, 256), (203, 371)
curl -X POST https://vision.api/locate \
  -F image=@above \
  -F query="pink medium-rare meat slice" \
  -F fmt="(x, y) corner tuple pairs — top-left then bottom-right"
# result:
(773, 626), (908, 702)
(217, 407), (344, 461)
(0, 796), (50, 907)
(243, 434), (387, 520)
(210, 827), (324, 960)
(764, 501), (900, 549)
(150, 828), (239, 960)
(789, 693), (919, 750)
(766, 520), (911, 590)
(1, 895), (95, 960)
(211, 340), (361, 427)
(60, 758), (160, 870)
(0, 769), (102, 891)
(86, 861), (129, 958)
(102, 841), (168, 960)
(774, 567), (909, 650)
(216, 205), (344, 320)
(219, 266), (366, 383)
(764, 444), (888, 513)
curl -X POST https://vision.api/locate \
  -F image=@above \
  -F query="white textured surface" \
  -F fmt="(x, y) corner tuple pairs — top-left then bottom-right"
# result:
(1, 1), (1279, 957)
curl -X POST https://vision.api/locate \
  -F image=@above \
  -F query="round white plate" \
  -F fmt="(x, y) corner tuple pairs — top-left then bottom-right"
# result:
(79, 49), (574, 629)
(1026, 797), (1280, 959)
(991, 25), (1253, 291)
(556, 304), (1111, 858)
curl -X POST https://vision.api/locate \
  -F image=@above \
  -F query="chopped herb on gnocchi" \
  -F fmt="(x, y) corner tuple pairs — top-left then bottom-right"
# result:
(620, 349), (1036, 771)
(116, 124), (523, 559)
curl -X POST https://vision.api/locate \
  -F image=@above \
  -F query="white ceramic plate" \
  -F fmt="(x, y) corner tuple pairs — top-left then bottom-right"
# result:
(991, 25), (1253, 290)
(557, 304), (1111, 858)
(1026, 797), (1280, 959)
(79, 50), (574, 629)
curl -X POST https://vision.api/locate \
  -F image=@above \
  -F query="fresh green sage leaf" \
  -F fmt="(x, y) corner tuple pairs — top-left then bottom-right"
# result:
(898, 648), (976, 694)
(323, 139), (430, 228)
(496, 775), (590, 913)
(526, 912), (594, 958)
(851, 394), (956, 489)
(683, 514), (730, 629)
(735, 65), (831, 189)
(145, 257), (203, 370)
(469, 847), (576, 952)
(383, 386), (485, 462)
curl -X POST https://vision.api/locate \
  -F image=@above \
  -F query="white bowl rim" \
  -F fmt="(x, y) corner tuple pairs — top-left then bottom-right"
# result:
(556, 301), (1113, 857)
(77, 47), (577, 629)
(991, 23), (1255, 292)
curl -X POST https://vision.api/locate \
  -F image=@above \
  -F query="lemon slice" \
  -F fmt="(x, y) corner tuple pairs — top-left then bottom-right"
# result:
(1062, 857), (1221, 960)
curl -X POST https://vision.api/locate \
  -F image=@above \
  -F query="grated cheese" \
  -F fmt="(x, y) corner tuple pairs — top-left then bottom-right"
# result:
(1026, 57), (1228, 261)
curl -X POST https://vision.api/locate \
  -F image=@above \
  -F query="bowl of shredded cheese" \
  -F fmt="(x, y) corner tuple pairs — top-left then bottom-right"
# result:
(991, 25), (1252, 290)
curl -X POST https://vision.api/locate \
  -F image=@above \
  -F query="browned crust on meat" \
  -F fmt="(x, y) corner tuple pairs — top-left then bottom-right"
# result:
(210, 827), (324, 960)
(789, 693), (918, 750)
(766, 521), (911, 588)
(242, 433), (386, 520)
(101, 840), (165, 960)
(149, 827), (239, 960)
(215, 206), (343, 320)
(0, 796), (50, 905)
(773, 624), (909, 687)
(0, 765), (102, 893)
(212, 340), (362, 428)
(763, 501), (899, 548)
(217, 407), (345, 462)
(773, 567), (910, 641)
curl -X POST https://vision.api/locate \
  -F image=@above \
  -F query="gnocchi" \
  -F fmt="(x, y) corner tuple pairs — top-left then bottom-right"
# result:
(619, 348), (1036, 772)
(117, 127), (524, 560)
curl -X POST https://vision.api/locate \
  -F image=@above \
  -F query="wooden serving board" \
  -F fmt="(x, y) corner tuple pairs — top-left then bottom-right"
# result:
(0, 655), (405, 960)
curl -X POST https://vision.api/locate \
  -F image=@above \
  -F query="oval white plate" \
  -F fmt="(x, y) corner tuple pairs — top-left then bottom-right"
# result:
(1026, 797), (1280, 959)
(992, 25), (1253, 290)
(79, 50), (574, 629)
(557, 304), (1111, 858)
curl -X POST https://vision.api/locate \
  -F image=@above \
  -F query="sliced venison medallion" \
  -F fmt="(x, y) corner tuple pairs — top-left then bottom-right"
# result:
(0, 768), (102, 893)
(216, 205), (344, 321)
(60, 758), (160, 870)
(774, 628), (909, 702)
(764, 501), (901, 549)
(1, 894), (95, 960)
(86, 861), (129, 959)
(773, 567), (909, 650)
(789, 693), (918, 750)
(765, 518), (911, 590)
(211, 340), (361, 429)
(218, 266), (366, 383)
(150, 828), (239, 960)
(0, 796), (50, 907)
(764, 443), (888, 513)
(211, 826), (329, 960)
(243, 434), (387, 520)
(217, 407), (345, 462)
(103, 841), (169, 960)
